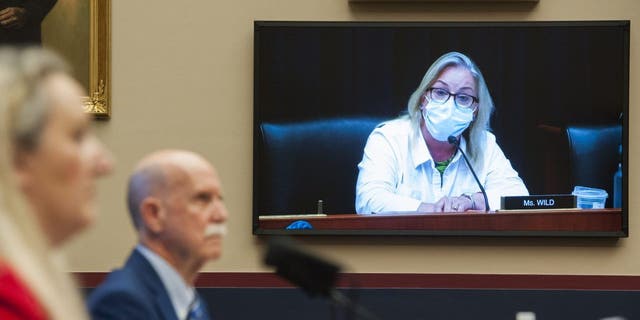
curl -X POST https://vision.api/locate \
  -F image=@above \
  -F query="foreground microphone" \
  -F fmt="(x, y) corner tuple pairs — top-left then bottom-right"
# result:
(448, 135), (490, 212)
(264, 237), (380, 320)
(264, 237), (340, 297)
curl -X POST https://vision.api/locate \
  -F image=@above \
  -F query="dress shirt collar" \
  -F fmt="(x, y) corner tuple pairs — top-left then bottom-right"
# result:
(136, 244), (196, 320)
(410, 125), (468, 169)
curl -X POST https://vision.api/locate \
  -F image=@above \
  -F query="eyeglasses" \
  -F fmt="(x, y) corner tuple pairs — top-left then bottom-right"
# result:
(425, 87), (478, 110)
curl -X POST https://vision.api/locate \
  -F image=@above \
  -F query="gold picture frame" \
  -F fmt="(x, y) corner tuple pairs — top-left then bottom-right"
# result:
(40, 0), (111, 118)
(84, 0), (111, 119)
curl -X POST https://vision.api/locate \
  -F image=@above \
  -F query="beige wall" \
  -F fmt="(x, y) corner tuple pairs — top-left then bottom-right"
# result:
(64, 0), (640, 275)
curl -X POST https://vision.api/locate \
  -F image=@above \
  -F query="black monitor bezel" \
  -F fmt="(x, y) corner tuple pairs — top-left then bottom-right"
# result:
(252, 20), (629, 238)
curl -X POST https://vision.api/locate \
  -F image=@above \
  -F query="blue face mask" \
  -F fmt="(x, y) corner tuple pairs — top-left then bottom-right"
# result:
(422, 98), (474, 142)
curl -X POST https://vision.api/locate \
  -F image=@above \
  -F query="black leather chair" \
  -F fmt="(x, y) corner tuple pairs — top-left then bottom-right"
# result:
(256, 117), (386, 215)
(566, 124), (622, 207)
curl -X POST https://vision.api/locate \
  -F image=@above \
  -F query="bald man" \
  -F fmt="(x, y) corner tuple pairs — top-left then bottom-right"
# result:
(88, 150), (228, 320)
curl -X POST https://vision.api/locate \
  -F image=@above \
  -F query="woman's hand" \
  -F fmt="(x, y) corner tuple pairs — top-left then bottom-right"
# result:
(418, 196), (474, 213)
(433, 195), (475, 213)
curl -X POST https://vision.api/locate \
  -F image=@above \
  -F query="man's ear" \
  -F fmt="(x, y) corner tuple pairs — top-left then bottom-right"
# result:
(139, 197), (165, 234)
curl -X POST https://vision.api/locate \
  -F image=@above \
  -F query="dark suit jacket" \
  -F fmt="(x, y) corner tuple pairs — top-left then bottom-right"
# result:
(87, 249), (210, 320)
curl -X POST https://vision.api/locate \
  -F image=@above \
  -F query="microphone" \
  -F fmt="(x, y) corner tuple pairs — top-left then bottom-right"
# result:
(264, 237), (380, 320)
(264, 237), (340, 297)
(448, 135), (490, 212)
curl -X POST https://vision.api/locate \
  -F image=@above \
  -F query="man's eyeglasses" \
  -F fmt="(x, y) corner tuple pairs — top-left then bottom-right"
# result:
(425, 87), (478, 110)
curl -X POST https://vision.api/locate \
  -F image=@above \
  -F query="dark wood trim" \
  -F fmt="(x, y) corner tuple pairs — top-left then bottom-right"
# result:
(76, 272), (640, 291)
(257, 209), (624, 237)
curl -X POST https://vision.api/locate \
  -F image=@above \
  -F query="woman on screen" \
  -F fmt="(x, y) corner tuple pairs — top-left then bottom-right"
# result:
(0, 47), (112, 319)
(356, 51), (528, 214)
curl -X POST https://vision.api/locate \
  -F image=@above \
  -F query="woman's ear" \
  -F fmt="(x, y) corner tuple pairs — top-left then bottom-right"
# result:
(420, 93), (428, 106)
(12, 151), (34, 191)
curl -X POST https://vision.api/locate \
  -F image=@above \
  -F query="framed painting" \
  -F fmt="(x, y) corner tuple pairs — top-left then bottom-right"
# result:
(42, 0), (110, 119)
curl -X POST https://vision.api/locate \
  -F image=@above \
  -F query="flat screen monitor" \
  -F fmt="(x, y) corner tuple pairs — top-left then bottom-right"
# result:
(253, 21), (629, 237)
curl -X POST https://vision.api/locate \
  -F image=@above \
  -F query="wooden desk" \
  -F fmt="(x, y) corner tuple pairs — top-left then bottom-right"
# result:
(257, 209), (624, 236)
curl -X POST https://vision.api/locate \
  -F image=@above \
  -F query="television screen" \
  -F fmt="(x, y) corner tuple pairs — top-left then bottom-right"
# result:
(253, 21), (628, 237)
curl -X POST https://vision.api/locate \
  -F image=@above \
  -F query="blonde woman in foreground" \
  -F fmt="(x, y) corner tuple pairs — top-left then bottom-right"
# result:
(0, 47), (112, 319)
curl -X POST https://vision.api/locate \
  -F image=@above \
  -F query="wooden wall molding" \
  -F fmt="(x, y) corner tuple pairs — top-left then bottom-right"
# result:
(76, 272), (640, 290)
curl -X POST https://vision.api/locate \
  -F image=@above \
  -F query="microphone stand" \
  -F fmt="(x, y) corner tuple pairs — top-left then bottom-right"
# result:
(448, 135), (490, 212)
(329, 289), (380, 320)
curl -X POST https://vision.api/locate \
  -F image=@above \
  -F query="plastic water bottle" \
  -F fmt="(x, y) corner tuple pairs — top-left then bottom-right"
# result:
(613, 163), (622, 208)
(613, 145), (622, 208)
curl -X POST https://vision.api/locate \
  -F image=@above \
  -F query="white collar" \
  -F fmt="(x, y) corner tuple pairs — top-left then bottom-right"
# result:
(410, 126), (466, 168)
(136, 244), (196, 320)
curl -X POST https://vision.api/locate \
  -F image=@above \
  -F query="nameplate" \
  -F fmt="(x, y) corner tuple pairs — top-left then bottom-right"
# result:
(501, 194), (576, 210)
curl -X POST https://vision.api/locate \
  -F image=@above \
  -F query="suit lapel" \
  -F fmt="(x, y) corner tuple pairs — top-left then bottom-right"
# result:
(126, 250), (180, 320)
(156, 290), (180, 320)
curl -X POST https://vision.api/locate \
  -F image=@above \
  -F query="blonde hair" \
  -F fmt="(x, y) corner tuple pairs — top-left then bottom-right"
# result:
(0, 47), (89, 320)
(406, 51), (494, 170)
